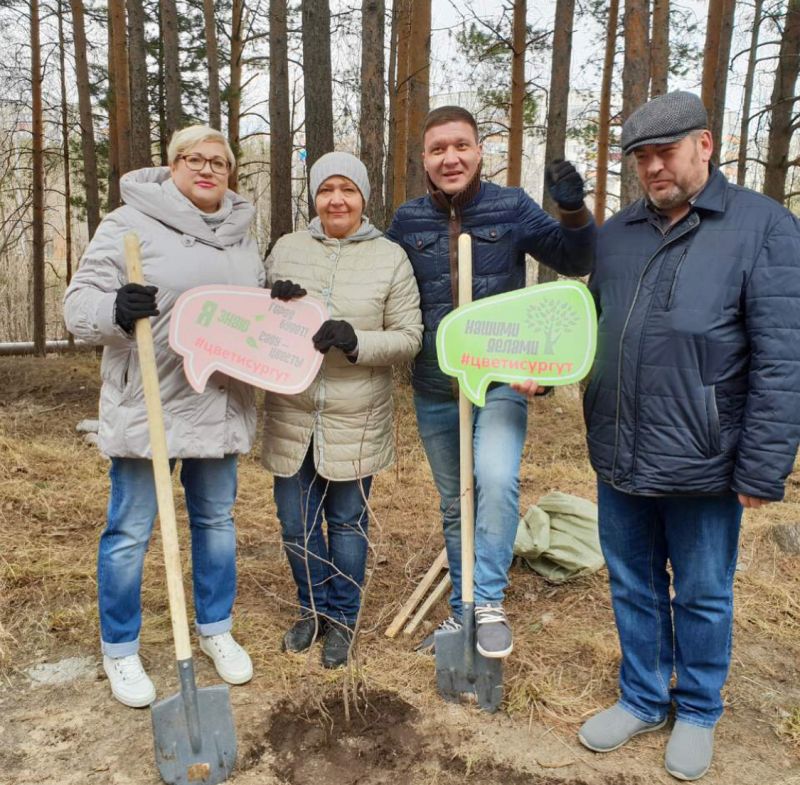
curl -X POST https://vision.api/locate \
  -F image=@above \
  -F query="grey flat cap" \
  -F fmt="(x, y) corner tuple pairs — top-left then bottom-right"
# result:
(621, 91), (708, 155)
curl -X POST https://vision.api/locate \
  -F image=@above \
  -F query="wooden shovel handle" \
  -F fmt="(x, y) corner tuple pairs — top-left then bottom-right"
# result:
(458, 233), (475, 605)
(124, 233), (192, 662)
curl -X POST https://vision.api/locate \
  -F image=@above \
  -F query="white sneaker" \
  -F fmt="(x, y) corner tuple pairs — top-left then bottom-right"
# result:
(199, 632), (253, 685)
(103, 654), (156, 708)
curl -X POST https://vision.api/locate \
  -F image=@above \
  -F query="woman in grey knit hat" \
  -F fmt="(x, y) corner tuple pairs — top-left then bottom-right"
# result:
(262, 151), (423, 668)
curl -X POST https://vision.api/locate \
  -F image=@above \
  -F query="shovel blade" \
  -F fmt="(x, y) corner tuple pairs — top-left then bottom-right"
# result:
(151, 684), (236, 785)
(434, 627), (503, 713)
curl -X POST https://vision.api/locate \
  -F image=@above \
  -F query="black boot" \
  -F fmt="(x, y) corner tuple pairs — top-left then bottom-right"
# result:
(321, 624), (354, 669)
(282, 615), (324, 653)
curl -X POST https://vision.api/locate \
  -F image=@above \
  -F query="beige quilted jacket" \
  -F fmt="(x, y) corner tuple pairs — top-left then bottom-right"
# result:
(262, 218), (422, 480)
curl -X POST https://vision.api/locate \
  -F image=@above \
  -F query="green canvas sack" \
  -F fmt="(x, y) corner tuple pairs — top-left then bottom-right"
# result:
(513, 491), (604, 583)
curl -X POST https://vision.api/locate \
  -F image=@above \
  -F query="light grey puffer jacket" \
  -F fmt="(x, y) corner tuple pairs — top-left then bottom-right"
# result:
(262, 218), (422, 480)
(63, 167), (265, 458)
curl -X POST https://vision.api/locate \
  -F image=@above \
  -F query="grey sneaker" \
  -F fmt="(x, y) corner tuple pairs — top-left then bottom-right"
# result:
(475, 605), (513, 658)
(415, 616), (462, 654)
(665, 721), (714, 781)
(578, 703), (667, 752)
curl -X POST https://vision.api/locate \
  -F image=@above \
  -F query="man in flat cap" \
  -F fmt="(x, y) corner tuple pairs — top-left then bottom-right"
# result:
(578, 90), (800, 780)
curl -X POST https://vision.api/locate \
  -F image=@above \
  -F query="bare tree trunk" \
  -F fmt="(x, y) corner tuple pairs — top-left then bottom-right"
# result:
(507, 0), (526, 187)
(538, 0), (576, 283)
(127, 0), (152, 168)
(302, 0), (334, 211)
(737, 0), (763, 186)
(405, 0), (431, 199)
(109, 0), (132, 175)
(360, 0), (386, 227)
(31, 0), (45, 355)
(702, 0), (736, 164)
(107, 7), (121, 209)
(764, 0), (800, 203)
(228, 0), (244, 190)
(621, 0), (650, 206)
(391, 0), (411, 210)
(157, 0), (167, 163)
(650, 0), (669, 96)
(160, 0), (182, 143)
(57, 0), (74, 313)
(203, 0), (222, 129)
(269, 0), (292, 247)
(595, 0), (620, 224)
(385, 0), (399, 214)
(69, 0), (101, 238)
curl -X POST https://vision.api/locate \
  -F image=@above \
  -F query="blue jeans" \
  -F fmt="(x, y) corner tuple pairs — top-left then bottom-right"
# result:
(274, 445), (372, 627)
(414, 385), (528, 618)
(598, 481), (742, 728)
(98, 455), (239, 657)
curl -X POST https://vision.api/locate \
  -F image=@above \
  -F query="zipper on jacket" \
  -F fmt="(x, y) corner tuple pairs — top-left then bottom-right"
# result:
(666, 248), (689, 310)
(610, 215), (700, 486)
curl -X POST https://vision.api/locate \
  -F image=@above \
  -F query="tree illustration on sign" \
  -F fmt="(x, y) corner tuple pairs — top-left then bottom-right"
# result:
(526, 298), (581, 354)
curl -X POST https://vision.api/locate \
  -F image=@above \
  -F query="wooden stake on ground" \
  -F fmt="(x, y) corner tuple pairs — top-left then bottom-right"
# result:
(403, 571), (451, 637)
(384, 547), (447, 638)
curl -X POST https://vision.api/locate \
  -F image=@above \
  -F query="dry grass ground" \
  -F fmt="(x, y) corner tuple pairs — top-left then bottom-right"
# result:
(2, 353), (800, 785)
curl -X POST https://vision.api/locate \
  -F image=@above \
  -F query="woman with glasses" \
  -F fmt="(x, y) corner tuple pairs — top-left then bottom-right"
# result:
(64, 125), (261, 708)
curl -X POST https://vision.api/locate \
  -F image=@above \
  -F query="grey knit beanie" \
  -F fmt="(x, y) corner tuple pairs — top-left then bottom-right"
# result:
(309, 151), (370, 203)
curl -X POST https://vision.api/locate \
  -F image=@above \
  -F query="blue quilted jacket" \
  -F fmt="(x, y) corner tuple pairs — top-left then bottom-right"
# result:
(387, 181), (595, 398)
(585, 168), (800, 500)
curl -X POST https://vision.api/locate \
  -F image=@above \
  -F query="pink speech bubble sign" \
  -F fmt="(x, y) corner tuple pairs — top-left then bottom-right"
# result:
(169, 285), (328, 394)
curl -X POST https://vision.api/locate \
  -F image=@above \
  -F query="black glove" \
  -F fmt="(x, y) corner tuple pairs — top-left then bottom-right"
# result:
(114, 283), (159, 333)
(270, 279), (307, 301)
(312, 319), (357, 354)
(545, 159), (585, 211)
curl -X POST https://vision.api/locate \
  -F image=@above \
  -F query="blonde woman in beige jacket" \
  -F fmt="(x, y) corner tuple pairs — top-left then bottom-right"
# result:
(263, 152), (422, 668)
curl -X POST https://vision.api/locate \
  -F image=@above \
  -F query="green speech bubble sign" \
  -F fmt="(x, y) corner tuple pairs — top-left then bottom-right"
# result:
(435, 280), (597, 407)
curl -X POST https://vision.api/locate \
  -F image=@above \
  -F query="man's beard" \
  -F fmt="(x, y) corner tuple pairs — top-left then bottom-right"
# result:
(647, 182), (692, 211)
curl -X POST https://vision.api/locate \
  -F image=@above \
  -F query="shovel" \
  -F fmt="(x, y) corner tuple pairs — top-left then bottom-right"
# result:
(124, 233), (237, 785)
(434, 233), (503, 713)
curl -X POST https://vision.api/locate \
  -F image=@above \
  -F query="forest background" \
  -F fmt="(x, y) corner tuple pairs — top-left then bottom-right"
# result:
(0, 0), (797, 351)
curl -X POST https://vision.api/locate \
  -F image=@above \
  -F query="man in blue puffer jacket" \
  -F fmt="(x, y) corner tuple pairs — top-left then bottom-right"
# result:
(578, 91), (800, 781)
(387, 106), (595, 659)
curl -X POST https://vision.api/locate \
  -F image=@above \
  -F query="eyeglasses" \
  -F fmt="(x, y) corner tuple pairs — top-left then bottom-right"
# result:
(177, 153), (230, 175)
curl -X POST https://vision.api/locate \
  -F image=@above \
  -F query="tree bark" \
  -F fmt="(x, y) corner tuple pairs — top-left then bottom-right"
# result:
(507, 0), (526, 187)
(391, 0), (412, 210)
(228, 0), (244, 190)
(538, 0), (576, 283)
(650, 0), (669, 97)
(31, 0), (45, 355)
(385, 0), (399, 214)
(405, 0), (431, 200)
(620, 0), (650, 207)
(701, 0), (736, 164)
(203, 0), (222, 129)
(107, 5), (121, 209)
(69, 0), (101, 238)
(57, 0), (73, 306)
(269, 0), (292, 247)
(302, 0), (334, 213)
(359, 0), (386, 227)
(595, 0), (620, 224)
(160, 0), (182, 144)
(109, 0), (132, 176)
(764, 0), (800, 203)
(128, 0), (152, 167)
(737, 0), (763, 186)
